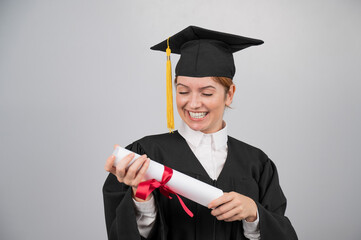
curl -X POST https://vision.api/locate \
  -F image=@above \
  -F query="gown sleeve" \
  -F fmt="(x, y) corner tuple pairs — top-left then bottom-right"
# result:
(102, 142), (164, 240)
(256, 158), (298, 239)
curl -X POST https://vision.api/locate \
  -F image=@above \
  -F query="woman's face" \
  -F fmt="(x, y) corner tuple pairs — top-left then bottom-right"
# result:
(176, 76), (235, 134)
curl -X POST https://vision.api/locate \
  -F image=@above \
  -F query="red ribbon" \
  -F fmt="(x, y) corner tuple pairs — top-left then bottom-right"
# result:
(135, 166), (194, 217)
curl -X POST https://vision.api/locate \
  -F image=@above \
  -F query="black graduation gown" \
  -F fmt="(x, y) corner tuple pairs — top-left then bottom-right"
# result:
(103, 131), (298, 240)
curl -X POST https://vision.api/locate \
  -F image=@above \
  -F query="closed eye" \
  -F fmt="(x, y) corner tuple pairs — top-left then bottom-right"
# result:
(178, 92), (189, 95)
(202, 93), (213, 96)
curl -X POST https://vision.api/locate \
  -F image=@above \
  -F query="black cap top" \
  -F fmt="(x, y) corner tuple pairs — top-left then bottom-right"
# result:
(151, 26), (264, 79)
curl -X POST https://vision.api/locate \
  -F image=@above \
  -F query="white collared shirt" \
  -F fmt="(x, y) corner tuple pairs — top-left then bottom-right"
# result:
(178, 120), (228, 180)
(133, 120), (260, 239)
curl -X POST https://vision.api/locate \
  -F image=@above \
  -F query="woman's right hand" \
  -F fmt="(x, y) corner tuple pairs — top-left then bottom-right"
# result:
(104, 144), (151, 201)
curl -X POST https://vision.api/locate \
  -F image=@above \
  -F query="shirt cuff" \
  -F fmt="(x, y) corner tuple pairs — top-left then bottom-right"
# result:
(242, 207), (260, 233)
(132, 194), (157, 215)
(132, 194), (157, 238)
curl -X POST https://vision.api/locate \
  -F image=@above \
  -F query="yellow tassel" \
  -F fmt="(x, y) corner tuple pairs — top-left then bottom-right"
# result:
(166, 38), (174, 133)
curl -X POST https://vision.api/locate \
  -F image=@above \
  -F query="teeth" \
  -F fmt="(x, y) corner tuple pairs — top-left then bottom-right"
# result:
(189, 111), (207, 119)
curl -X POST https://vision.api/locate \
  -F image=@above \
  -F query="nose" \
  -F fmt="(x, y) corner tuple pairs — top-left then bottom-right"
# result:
(189, 93), (201, 109)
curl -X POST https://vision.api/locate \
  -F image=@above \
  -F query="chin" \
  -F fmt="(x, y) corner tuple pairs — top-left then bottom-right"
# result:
(184, 120), (208, 132)
(188, 124), (204, 132)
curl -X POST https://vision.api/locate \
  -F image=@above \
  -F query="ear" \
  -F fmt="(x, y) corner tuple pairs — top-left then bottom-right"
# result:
(225, 84), (236, 106)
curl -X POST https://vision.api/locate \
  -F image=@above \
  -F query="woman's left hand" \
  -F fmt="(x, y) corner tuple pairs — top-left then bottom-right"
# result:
(208, 192), (258, 222)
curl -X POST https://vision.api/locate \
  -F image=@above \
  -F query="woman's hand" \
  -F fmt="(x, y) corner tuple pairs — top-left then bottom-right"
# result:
(104, 144), (151, 202)
(208, 192), (258, 222)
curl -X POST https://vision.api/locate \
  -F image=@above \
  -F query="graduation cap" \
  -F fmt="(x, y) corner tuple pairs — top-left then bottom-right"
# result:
(150, 26), (263, 132)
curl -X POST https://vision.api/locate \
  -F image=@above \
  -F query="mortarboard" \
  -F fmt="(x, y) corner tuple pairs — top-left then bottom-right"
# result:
(150, 26), (264, 132)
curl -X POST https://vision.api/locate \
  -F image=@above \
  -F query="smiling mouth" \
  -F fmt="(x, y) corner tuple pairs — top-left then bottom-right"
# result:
(188, 111), (209, 119)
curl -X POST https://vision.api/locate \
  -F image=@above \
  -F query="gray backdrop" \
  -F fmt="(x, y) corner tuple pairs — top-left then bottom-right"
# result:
(1, 0), (360, 239)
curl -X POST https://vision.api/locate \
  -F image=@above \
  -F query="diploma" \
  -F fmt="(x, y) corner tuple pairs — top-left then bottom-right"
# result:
(112, 146), (223, 208)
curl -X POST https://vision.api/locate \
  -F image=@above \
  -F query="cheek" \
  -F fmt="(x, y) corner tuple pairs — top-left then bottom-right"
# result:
(206, 97), (225, 111)
(176, 95), (187, 108)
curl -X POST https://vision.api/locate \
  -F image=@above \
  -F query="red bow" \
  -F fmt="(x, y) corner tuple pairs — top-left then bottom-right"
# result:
(135, 166), (194, 217)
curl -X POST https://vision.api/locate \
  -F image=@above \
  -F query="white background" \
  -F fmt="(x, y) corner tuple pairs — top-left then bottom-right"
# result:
(1, 0), (360, 239)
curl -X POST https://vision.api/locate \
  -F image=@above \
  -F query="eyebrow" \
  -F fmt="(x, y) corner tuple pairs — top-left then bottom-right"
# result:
(176, 83), (216, 90)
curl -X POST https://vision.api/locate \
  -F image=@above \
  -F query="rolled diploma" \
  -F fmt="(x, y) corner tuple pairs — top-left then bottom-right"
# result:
(112, 146), (223, 207)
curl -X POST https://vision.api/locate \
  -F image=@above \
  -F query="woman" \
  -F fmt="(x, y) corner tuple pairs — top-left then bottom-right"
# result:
(103, 26), (298, 240)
